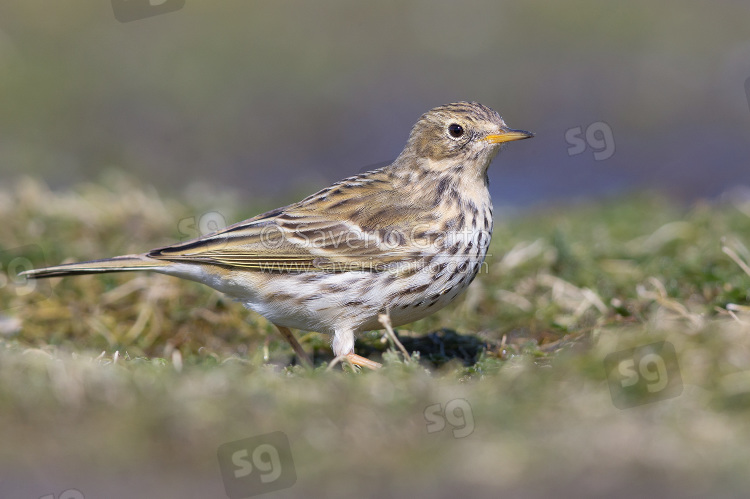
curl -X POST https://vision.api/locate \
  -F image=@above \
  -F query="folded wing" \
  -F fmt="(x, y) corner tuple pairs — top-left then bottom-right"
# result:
(148, 173), (439, 274)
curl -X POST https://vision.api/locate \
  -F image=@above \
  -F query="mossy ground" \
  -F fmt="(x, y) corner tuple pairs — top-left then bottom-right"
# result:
(2, 175), (750, 498)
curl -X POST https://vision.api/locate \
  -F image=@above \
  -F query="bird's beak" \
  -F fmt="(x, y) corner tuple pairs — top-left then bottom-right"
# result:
(483, 128), (534, 144)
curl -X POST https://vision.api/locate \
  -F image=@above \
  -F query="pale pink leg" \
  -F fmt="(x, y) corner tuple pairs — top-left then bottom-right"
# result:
(274, 324), (313, 367)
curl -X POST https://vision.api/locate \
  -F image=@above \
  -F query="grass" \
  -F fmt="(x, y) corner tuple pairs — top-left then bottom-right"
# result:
(2, 173), (750, 498)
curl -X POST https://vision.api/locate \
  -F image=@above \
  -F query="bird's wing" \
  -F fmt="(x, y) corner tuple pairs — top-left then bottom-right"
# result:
(148, 175), (441, 273)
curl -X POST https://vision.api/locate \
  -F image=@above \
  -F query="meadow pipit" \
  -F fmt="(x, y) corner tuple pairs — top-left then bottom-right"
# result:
(22, 102), (532, 369)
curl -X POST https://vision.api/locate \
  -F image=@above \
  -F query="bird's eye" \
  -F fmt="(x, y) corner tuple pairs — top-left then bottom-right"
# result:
(448, 123), (464, 138)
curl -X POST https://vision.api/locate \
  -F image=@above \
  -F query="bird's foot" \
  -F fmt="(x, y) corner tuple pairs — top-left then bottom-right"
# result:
(327, 353), (382, 371)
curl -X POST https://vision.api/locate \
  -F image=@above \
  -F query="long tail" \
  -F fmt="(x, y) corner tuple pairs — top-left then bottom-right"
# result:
(20, 254), (166, 279)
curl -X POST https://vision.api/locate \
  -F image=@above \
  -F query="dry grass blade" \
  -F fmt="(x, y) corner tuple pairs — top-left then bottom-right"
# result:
(378, 313), (411, 361)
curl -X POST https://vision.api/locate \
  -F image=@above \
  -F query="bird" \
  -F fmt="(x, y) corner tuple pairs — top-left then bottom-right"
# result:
(21, 102), (533, 369)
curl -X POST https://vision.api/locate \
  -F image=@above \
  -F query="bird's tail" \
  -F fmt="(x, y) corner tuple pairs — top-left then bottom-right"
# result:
(20, 254), (166, 279)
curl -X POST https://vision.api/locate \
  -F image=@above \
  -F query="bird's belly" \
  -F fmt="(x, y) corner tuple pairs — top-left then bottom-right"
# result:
(170, 234), (490, 335)
(358, 252), (487, 330)
(243, 248), (486, 333)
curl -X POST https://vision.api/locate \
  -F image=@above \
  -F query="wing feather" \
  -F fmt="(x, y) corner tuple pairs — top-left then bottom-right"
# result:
(147, 172), (439, 273)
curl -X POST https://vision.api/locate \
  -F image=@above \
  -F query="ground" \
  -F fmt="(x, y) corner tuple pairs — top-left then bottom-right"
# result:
(2, 174), (750, 498)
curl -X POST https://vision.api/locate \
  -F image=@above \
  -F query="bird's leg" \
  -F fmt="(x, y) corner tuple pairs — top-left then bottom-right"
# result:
(274, 325), (313, 367)
(331, 329), (382, 370)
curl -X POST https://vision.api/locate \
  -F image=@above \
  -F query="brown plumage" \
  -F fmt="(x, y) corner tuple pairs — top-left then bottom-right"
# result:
(21, 102), (533, 369)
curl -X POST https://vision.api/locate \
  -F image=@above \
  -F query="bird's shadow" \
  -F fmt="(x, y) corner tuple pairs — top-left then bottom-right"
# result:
(354, 328), (496, 367)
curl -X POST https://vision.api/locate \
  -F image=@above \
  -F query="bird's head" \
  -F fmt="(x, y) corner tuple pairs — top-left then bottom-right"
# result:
(400, 101), (533, 176)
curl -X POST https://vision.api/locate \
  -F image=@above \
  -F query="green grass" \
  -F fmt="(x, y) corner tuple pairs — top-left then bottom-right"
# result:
(2, 174), (750, 498)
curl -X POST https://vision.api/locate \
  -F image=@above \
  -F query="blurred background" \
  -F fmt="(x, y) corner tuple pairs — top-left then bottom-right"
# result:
(4, 2), (750, 498)
(1, 0), (749, 212)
